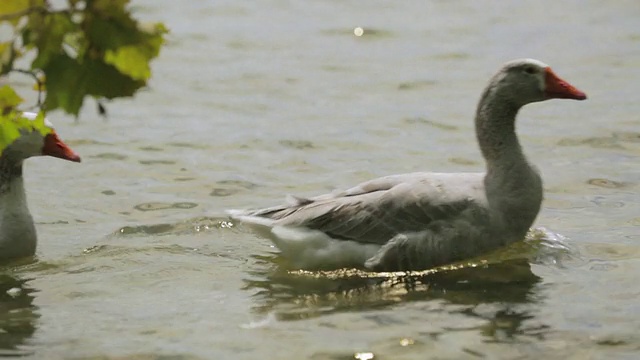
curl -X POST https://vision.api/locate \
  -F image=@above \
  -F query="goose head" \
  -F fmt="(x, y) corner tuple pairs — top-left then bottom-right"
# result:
(0, 112), (81, 165)
(491, 58), (587, 108)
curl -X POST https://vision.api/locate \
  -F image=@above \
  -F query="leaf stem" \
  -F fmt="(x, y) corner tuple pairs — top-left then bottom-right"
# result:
(11, 68), (43, 111)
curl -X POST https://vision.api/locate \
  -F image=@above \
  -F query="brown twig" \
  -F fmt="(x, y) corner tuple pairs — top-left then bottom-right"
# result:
(12, 68), (44, 111)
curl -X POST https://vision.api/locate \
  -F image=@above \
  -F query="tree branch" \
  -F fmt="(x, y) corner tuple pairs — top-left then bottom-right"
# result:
(12, 68), (44, 111)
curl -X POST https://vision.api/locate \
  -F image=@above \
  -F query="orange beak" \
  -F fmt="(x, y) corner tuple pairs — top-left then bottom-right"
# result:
(42, 132), (81, 163)
(544, 67), (587, 100)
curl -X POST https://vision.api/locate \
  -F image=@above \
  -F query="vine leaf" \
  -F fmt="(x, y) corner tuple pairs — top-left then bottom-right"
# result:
(43, 54), (144, 115)
(0, 0), (167, 117)
(0, 85), (23, 112)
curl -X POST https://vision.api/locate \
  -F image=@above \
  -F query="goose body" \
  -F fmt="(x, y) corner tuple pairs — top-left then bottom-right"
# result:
(228, 59), (587, 271)
(0, 112), (80, 261)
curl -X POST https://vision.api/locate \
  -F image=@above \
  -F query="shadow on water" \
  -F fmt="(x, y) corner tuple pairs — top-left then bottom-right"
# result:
(0, 272), (39, 357)
(245, 257), (540, 316)
(244, 258), (547, 343)
(243, 228), (575, 342)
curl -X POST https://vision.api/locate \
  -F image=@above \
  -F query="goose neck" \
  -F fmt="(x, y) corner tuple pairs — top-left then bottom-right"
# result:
(0, 157), (24, 195)
(474, 90), (524, 168)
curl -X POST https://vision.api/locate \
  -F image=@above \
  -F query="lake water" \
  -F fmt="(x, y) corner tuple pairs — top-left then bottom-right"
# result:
(2, 0), (640, 358)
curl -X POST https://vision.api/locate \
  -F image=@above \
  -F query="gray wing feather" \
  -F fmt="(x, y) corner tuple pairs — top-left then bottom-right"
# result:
(251, 173), (485, 245)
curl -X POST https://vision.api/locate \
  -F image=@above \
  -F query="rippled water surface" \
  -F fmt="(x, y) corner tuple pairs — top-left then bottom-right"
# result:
(3, 1), (640, 358)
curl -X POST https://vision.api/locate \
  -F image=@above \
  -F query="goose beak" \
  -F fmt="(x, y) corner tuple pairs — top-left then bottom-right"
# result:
(544, 67), (587, 100)
(42, 132), (81, 163)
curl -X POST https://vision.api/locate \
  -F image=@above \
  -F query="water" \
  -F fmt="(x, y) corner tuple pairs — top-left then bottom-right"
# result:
(2, 0), (640, 358)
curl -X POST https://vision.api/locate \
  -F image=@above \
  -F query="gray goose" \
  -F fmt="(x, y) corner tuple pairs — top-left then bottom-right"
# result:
(0, 112), (81, 261)
(228, 59), (587, 271)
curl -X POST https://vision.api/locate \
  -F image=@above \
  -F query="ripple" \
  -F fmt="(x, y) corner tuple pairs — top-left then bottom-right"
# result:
(557, 137), (625, 149)
(279, 140), (316, 150)
(320, 65), (353, 73)
(210, 179), (259, 197)
(612, 131), (640, 143)
(403, 117), (458, 130)
(583, 242), (640, 261)
(214, 180), (259, 189)
(138, 146), (164, 152)
(138, 159), (176, 165)
(589, 196), (626, 208)
(587, 178), (629, 189)
(167, 142), (209, 149)
(588, 260), (618, 272)
(173, 202), (198, 209)
(66, 139), (111, 146)
(134, 202), (198, 212)
(210, 188), (240, 197)
(83, 245), (108, 254)
(449, 157), (477, 166)
(595, 338), (628, 346)
(398, 80), (438, 91)
(432, 52), (471, 60)
(35, 219), (87, 225)
(90, 153), (128, 160)
(82, 244), (202, 257)
(227, 39), (256, 50)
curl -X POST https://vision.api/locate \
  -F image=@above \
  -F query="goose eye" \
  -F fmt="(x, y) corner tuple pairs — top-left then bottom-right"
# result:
(524, 66), (536, 75)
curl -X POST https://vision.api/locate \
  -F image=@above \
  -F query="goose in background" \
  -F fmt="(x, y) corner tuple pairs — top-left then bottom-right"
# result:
(0, 112), (81, 261)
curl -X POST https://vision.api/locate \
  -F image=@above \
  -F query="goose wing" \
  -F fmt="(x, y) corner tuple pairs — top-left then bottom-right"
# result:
(236, 172), (487, 245)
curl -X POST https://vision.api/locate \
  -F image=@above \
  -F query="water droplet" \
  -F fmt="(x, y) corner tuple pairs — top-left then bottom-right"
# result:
(6, 288), (21, 297)
(354, 352), (374, 360)
(400, 338), (414, 346)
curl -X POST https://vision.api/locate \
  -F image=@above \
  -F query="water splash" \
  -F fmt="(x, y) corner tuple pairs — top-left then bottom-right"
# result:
(113, 216), (234, 237)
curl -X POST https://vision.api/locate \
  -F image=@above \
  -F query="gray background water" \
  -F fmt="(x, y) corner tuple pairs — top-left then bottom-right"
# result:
(2, 0), (640, 358)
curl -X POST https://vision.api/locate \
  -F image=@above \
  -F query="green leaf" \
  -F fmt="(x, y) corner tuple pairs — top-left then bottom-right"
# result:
(42, 55), (86, 114)
(102, 20), (166, 80)
(2, 0), (167, 117)
(90, 0), (131, 20)
(0, 0), (29, 16)
(84, 3), (140, 52)
(43, 54), (144, 115)
(0, 85), (23, 111)
(140, 22), (168, 58)
(0, 0), (44, 26)
(28, 12), (75, 69)
(104, 45), (150, 80)
(84, 60), (145, 99)
(0, 41), (16, 75)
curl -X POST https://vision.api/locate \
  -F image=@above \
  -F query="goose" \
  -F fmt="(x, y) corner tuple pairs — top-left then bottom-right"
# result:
(0, 112), (81, 261)
(227, 59), (587, 271)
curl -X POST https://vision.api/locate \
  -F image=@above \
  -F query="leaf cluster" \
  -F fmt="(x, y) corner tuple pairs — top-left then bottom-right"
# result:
(0, 0), (167, 116)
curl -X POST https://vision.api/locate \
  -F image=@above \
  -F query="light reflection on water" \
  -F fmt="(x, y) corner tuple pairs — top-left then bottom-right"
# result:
(241, 228), (569, 323)
(0, 274), (38, 357)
